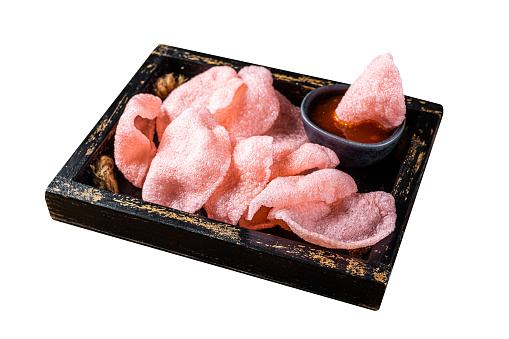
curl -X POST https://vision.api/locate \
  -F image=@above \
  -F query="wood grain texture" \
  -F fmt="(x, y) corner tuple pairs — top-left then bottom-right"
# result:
(45, 44), (442, 310)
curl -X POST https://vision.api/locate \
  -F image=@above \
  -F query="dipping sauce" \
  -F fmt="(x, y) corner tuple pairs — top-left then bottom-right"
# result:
(308, 94), (394, 144)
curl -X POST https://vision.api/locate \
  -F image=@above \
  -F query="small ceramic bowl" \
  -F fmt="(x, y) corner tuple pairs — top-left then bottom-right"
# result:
(301, 84), (406, 168)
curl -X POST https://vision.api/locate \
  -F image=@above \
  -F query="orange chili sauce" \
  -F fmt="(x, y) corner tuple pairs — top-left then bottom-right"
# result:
(308, 94), (394, 144)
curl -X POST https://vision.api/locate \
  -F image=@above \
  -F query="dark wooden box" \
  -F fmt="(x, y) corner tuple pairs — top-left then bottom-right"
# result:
(45, 44), (442, 310)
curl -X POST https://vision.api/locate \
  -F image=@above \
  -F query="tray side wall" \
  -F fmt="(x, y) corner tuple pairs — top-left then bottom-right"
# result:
(45, 182), (386, 310)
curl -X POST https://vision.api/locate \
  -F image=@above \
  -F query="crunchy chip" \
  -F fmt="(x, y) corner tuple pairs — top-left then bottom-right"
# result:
(157, 66), (240, 139)
(204, 136), (273, 225)
(335, 53), (406, 129)
(269, 191), (397, 249)
(263, 90), (309, 162)
(270, 142), (339, 180)
(114, 93), (162, 187)
(238, 206), (285, 230)
(214, 66), (280, 143)
(142, 105), (231, 213)
(247, 169), (357, 221)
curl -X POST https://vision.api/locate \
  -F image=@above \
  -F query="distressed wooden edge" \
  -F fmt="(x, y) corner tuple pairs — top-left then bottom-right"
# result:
(46, 176), (392, 287)
(383, 110), (442, 265)
(153, 44), (444, 116)
(152, 44), (340, 90)
(45, 183), (385, 310)
(406, 97), (443, 118)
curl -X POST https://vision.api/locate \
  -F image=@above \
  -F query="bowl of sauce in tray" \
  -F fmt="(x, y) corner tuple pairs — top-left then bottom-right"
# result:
(301, 84), (405, 168)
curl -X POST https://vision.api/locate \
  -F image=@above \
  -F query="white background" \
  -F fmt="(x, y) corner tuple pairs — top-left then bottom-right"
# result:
(2, 1), (507, 338)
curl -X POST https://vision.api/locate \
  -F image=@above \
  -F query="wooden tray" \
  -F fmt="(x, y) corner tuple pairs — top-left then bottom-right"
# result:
(45, 44), (442, 310)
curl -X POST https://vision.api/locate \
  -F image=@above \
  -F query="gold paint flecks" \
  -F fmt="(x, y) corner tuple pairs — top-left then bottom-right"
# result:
(272, 74), (334, 88)
(84, 93), (129, 154)
(346, 258), (366, 277)
(373, 267), (389, 284)
(81, 187), (104, 203)
(185, 54), (235, 68)
(393, 135), (427, 198)
(50, 179), (103, 203)
(112, 197), (241, 243)
(306, 249), (340, 269)
(259, 241), (344, 270)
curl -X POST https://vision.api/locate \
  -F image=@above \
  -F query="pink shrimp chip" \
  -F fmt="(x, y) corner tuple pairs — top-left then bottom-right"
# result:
(335, 53), (406, 129)
(238, 206), (285, 231)
(204, 136), (273, 225)
(263, 90), (309, 162)
(157, 66), (240, 139)
(114, 93), (162, 188)
(214, 66), (280, 142)
(269, 191), (397, 249)
(142, 105), (231, 213)
(208, 77), (246, 119)
(247, 169), (357, 221)
(270, 142), (339, 180)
